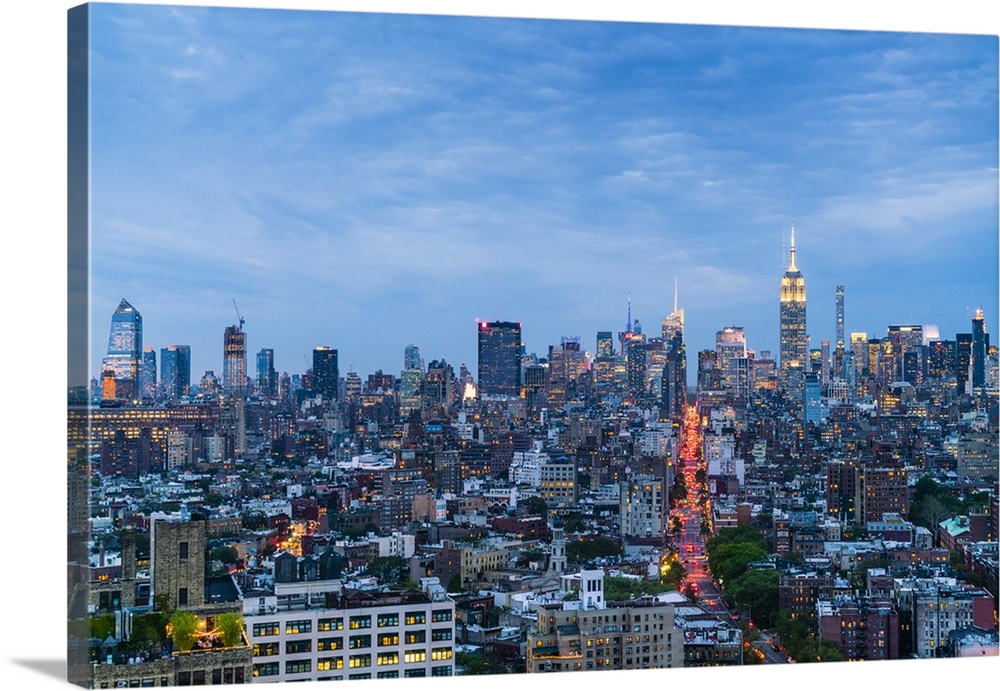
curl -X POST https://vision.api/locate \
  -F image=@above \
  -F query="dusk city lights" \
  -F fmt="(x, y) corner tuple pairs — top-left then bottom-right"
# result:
(31, 2), (1000, 690)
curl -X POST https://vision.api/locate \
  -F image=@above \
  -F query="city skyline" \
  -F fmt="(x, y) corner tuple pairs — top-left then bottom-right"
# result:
(84, 5), (998, 385)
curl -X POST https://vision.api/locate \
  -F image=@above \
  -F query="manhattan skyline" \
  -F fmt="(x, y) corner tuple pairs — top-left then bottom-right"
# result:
(85, 5), (998, 386)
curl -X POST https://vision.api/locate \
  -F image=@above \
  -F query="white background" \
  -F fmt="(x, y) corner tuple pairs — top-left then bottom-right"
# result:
(1, 2), (997, 690)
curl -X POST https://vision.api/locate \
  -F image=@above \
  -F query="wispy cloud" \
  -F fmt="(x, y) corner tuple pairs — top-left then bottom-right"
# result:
(87, 6), (998, 378)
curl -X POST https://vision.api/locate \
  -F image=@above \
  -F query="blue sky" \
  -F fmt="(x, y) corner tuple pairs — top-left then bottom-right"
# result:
(86, 4), (999, 384)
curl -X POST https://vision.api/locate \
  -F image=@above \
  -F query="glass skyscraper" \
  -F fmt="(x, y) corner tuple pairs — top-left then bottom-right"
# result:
(972, 308), (988, 389)
(312, 346), (339, 401)
(256, 348), (276, 398)
(101, 298), (143, 390)
(160, 345), (191, 399)
(477, 321), (522, 398)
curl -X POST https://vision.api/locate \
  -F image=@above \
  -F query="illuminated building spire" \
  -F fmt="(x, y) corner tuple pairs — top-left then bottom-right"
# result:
(788, 221), (798, 271)
(673, 276), (678, 314)
(626, 284), (633, 333)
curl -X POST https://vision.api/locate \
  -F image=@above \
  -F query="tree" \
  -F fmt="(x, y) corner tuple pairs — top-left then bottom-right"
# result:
(242, 511), (268, 531)
(168, 611), (200, 652)
(203, 492), (224, 507)
(361, 556), (410, 587)
(214, 612), (244, 648)
(522, 496), (547, 516)
(210, 545), (239, 565)
(725, 569), (780, 628)
(566, 536), (621, 563)
(516, 549), (545, 568)
(447, 573), (463, 592)
(707, 541), (767, 586)
(604, 576), (668, 601)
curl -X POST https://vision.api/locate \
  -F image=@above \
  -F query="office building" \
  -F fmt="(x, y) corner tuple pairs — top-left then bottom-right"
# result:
(160, 345), (191, 400)
(526, 573), (684, 673)
(715, 326), (747, 395)
(101, 298), (143, 399)
(804, 372), (822, 425)
(257, 348), (276, 398)
(243, 562), (456, 683)
(972, 308), (989, 389)
(661, 279), (687, 418)
(620, 475), (667, 538)
(477, 321), (522, 398)
(779, 225), (808, 400)
(956, 333), (973, 395)
(139, 346), (157, 401)
(404, 344), (424, 372)
(313, 346), (339, 401)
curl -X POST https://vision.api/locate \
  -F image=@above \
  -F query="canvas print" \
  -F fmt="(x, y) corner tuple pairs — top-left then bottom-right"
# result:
(67, 2), (999, 688)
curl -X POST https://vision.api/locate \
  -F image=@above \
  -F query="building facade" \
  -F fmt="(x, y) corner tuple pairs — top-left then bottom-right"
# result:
(525, 580), (684, 673)
(477, 321), (523, 398)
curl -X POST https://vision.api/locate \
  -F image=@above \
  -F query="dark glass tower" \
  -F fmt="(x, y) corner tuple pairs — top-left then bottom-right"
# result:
(956, 333), (973, 395)
(139, 347), (157, 401)
(477, 321), (522, 398)
(313, 346), (339, 401)
(160, 345), (191, 399)
(256, 348), (276, 398)
(972, 308), (988, 389)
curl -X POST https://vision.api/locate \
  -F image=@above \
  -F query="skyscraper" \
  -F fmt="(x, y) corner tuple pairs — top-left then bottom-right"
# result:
(661, 278), (687, 417)
(956, 333), (973, 395)
(779, 224), (808, 400)
(101, 298), (143, 397)
(834, 285), (846, 378)
(256, 348), (276, 398)
(160, 345), (191, 400)
(312, 346), (339, 401)
(972, 308), (989, 389)
(139, 346), (157, 401)
(403, 344), (424, 372)
(715, 326), (747, 396)
(477, 321), (522, 398)
(222, 324), (247, 395)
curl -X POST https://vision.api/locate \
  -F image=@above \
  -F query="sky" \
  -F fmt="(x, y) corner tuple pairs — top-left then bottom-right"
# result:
(85, 4), (999, 385)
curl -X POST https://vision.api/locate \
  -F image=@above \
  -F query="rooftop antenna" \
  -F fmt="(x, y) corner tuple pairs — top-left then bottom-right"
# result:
(673, 277), (679, 314)
(232, 298), (245, 332)
(626, 284), (633, 333)
(788, 220), (798, 271)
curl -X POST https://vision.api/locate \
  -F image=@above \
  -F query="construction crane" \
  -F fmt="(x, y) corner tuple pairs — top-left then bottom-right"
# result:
(232, 298), (245, 332)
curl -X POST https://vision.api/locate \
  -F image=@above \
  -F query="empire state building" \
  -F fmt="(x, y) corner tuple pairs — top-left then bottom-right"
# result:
(779, 224), (808, 399)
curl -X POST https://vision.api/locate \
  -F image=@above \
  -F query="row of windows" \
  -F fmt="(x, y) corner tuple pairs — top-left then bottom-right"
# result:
(253, 633), (453, 654)
(256, 655), (454, 677)
(252, 610), (453, 638)
(174, 668), (245, 686)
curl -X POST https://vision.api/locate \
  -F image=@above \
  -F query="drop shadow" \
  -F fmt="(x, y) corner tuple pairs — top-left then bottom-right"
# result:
(10, 659), (65, 682)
